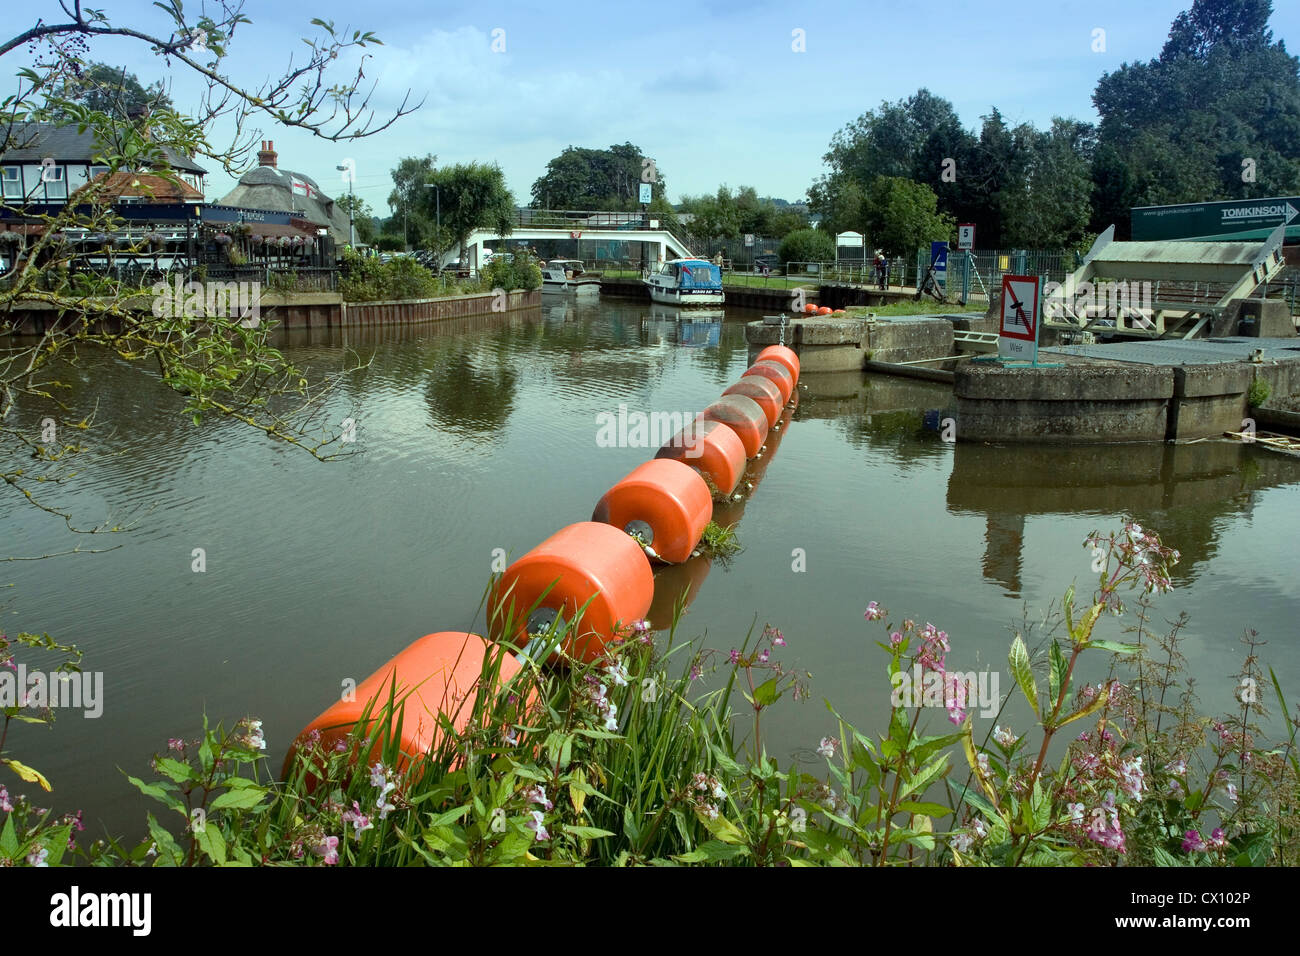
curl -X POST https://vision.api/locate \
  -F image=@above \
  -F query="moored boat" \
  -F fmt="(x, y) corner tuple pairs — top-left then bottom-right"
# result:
(644, 258), (725, 306)
(541, 259), (601, 296)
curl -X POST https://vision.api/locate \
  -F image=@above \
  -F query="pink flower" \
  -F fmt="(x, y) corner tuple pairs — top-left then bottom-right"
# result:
(889, 632), (903, 648)
(342, 801), (373, 839)
(525, 785), (554, 811)
(167, 738), (185, 753)
(0, 787), (12, 813)
(26, 846), (49, 867)
(758, 648), (770, 664)
(313, 835), (339, 864)
(728, 649), (740, 665)
(526, 810), (550, 841)
(864, 601), (884, 621)
(817, 737), (837, 758)
(1182, 830), (1207, 852)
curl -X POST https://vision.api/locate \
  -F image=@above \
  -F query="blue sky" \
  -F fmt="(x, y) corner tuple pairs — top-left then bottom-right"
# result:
(13, 0), (1300, 214)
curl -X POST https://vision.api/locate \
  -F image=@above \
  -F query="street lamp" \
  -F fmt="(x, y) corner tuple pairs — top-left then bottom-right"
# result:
(335, 163), (354, 246)
(424, 182), (439, 265)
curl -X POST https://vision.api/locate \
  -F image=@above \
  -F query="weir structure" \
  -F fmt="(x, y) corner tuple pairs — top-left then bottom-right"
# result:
(1042, 225), (1288, 340)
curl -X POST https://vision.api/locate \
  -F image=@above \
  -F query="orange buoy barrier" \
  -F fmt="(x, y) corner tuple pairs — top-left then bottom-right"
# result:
(592, 458), (712, 565)
(646, 554), (713, 631)
(489, 521), (654, 664)
(757, 344), (800, 384)
(804, 303), (817, 314)
(744, 360), (795, 404)
(723, 375), (783, 428)
(702, 394), (769, 458)
(654, 417), (747, 497)
(817, 306), (832, 315)
(284, 631), (521, 778)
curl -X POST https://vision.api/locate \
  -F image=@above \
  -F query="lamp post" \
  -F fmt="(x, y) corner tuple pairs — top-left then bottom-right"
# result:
(424, 182), (439, 266)
(335, 163), (355, 246)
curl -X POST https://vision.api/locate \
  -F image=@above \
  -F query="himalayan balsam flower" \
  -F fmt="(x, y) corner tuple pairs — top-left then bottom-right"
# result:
(1164, 758), (1186, 776)
(27, 846), (49, 867)
(0, 786), (12, 813)
(864, 601), (884, 621)
(1182, 830), (1207, 852)
(817, 737), (837, 759)
(342, 801), (373, 839)
(525, 785), (554, 811)
(313, 835), (339, 865)
(1224, 782), (1239, 804)
(605, 662), (629, 687)
(526, 810), (550, 841)
(993, 726), (1019, 748)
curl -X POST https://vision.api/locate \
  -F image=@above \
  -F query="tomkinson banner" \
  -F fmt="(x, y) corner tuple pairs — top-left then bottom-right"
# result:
(1131, 197), (1300, 242)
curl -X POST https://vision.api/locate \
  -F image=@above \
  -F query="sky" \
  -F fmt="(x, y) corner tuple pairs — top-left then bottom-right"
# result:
(9, 0), (1300, 215)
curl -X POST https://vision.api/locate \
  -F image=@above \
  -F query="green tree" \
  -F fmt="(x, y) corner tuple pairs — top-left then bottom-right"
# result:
(530, 143), (665, 209)
(1005, 119), (1097, 248)
(778, 228), (835, 264)
(861, 176), (954, 257)
(337, 194), (378, 245)
(424, 162), (515, 260)
(387, 154), (437, 246)
(50, 62), (173, 120)
(1092, 0), (1300, 231)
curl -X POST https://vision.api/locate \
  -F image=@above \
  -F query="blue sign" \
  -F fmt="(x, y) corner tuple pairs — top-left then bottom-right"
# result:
(930, 241), (949, 287)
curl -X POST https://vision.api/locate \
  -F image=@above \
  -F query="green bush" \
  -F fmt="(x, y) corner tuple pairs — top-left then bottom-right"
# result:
(779, 228), (835, 265)
(338, 248), (439, 302)
(483, 253), (543, 292)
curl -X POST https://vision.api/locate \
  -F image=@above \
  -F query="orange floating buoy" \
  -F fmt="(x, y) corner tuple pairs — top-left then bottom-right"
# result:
(655, 418), (747, 497)
(744, 360), (795, 404)
(723, 374), (783, 428)
(702, 394), (769, 458)
(592, 458), (712, 564)
(284, 631), (522, 779)
(756, 344), (800, 384)
(804, 303), (817, 314)
(817, 306), (832, 315)
(489, 522), (654, 663)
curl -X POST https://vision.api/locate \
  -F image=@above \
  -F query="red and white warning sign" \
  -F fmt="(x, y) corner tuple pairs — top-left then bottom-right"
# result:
(999, 274), (1039, 361)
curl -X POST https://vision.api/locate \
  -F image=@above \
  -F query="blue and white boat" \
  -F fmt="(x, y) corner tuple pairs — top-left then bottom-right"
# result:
(644, 258), (725, 306)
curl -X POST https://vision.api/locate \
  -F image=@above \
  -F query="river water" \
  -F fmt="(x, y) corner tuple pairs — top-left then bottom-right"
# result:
(4, 297), (1299, 837)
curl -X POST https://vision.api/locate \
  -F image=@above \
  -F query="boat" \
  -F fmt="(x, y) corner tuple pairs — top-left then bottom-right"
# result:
(541, 259), (601, 296)
(644, 258), (725, 306)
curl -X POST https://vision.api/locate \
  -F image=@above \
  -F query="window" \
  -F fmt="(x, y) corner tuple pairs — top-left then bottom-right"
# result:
(89, 165), (110, 181)
(42, 164), (67, 200)
(1, 166), (19, 200)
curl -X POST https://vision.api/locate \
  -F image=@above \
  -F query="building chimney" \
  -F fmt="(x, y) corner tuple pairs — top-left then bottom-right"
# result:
(257, 140), (278, 168)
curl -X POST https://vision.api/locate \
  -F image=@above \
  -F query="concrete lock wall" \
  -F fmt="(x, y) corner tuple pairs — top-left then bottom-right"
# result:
(745, 316), (953, 373)
(954, 362), (1255, 443)
(954, 364), (1174, 443)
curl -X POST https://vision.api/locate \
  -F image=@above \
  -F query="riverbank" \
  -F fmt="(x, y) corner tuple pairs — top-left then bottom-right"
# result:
(2, 288), (542, 335)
